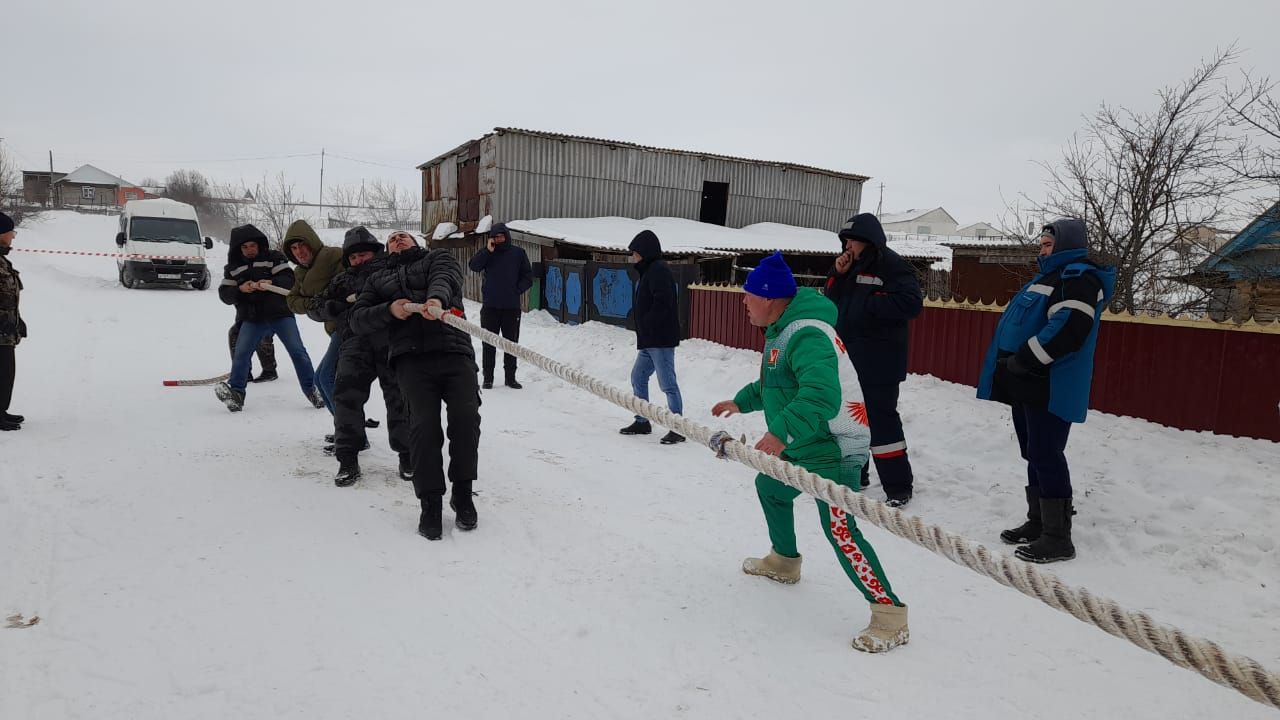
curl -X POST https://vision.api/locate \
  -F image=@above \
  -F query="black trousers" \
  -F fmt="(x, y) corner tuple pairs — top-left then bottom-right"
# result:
(395, 353), (482, 498)
(0, 345), (14, 414)
(859, 380), (915, 498)
(333, 336), (411, 460)
(228, 321), (277, 373)
(1011, 404), (1073, 499)
(479, 307), (521, 381)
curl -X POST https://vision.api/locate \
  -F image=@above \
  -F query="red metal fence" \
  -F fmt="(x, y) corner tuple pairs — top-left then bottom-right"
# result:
(688, 285), (1280, 442)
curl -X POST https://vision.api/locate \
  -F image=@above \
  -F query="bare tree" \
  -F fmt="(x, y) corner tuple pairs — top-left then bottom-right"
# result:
(201, 182), (256, 240)
(253, 172), (301, 247)
(1029, 48), (1246, 316)
(326, 184), (360, 227)
(1224, 71), (1280, 204)
(366, 179), (419, 229)
(0, 145), (40, 224)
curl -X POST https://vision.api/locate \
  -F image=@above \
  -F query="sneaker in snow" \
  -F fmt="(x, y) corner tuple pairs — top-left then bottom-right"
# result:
(619, 420), (652, 435)
(334, 459), (362, 487)
(398, 453), (414, 481)
(250, 369), (278, 383)
(306, 385), (325, 409)
(659, 431), (685, 445)
(214, 382), (245, 412)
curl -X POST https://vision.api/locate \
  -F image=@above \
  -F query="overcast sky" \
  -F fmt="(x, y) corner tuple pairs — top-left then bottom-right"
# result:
(6, 0), (1277, 228)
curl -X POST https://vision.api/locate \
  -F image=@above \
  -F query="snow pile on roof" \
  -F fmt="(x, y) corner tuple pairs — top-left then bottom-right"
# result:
(507, 217), (952, 262)
(57, 164), (135, 188)
(877, 208), (936, 224)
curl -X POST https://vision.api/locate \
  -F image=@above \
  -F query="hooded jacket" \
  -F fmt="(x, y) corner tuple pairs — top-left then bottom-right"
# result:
(217, 224), (295, 323)
(977, 219), (1117, 423)
(468, 223), (533, 309)
(317, 232), (388, 342)
(628, 230), (682, 349)
(347, 245), (475, 361)
(282, 220), (344, 334)
(732, 288), (844, 470)
(824, 213), (923, 384)
(0, 247), (25, 347)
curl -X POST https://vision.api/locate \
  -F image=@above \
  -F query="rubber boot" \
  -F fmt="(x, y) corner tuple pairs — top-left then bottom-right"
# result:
(1015, 498), (1075, 563)
(851, 603), (909, 653)
(1000, 486), (1042, 545)
(742, 550), (802, 584)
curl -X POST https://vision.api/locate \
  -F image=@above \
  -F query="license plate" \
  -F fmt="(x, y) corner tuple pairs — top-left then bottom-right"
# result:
(158, 273), (181, 279)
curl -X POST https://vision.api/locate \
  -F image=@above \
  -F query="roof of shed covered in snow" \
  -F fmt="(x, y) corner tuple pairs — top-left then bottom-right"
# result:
(55, 164), (135, 188)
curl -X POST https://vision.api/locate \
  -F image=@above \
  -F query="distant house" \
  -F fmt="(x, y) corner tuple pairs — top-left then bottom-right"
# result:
(1184, 202), (1280, 322)
(878, 207), (959, 236)
(22, 170), (68, 205)
(955, 221), (1004, 238)
(417, 127), (870, 236)
(53, 165), (145, 208)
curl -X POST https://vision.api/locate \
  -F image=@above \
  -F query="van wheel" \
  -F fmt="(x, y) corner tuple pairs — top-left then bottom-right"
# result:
(120, 266), (137, 289)
(191, 270), (210, 291)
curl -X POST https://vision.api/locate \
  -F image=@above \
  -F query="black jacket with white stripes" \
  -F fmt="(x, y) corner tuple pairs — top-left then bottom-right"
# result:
(218, 224), (296, 323)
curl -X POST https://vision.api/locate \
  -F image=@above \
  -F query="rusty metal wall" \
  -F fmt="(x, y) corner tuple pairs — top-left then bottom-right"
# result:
(689, 286), (1280, 442)
(489, 132), (861, 229)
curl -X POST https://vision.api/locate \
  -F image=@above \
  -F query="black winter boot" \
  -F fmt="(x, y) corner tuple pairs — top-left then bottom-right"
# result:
(418, 495), (444, 541)
(1000, 486), (1042, 545)
(250, 369), (278, 383)
(3, 412), (24, 424)
(505, 371), (522, 390)
(398, 453), (414, 480)
(659, 431), (685, 445)
(482, 377), (494, 390)
(214, 382), (245, 412)
(334, 457), (362, 487)
(450, 481), (478, 531)
(1015, 498), (1075, 563)
(619, 420), (652, 435)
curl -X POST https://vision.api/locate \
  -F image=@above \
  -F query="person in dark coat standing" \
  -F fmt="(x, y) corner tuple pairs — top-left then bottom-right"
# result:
(978, 219), (1115, 563)
(824, 214), (923, 507)
(318, 227), (412, 487)
(468, 223), (532, 389)
(0, 211), (27, 431)
(214, 224), (323, 412)
(348, 232), (481, 541)
(618, 230), (685, 445)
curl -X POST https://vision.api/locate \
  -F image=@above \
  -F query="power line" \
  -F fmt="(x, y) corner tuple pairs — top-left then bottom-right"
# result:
(325, 152), (414, 170)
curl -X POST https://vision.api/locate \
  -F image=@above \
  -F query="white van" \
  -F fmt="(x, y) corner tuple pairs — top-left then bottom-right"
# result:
(115, 198), (215, 290)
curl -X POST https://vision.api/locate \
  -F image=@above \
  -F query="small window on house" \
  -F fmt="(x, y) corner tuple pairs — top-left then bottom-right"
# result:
(916, 225), (931, 234)
(81, 186), (95, 201)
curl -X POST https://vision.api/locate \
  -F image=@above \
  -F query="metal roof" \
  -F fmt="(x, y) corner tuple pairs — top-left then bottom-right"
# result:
(55, 164), (135, 187)
(418, 127), (871, 181)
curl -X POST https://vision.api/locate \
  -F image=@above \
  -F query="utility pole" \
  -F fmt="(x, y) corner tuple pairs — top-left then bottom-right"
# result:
(318, 147), (325, 227)
(876, 183), (884, 217)
(50, 150), (56, 208)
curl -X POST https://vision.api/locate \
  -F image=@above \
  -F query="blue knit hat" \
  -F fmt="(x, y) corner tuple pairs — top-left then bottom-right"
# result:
(744, 252), (797, 299)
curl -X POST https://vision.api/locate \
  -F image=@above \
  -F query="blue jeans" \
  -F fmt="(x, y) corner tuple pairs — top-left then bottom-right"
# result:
(631, 347), (682, 422)
(230, 317), (316, 394)
(315, 331), (342, 414)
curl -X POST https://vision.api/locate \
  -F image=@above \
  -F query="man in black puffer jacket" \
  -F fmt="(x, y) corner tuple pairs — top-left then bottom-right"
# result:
(215, 224), (323, 413)
(618, 230), (685, 445)
(317, 227), (412, 488)
(348, 232), (480, 541)
(469, 223), (532, 389)
(824, 214), (923, 507)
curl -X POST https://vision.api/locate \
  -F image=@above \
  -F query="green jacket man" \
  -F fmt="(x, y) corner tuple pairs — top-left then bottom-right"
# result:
(712, 251), (910, 653)
(282, 219), (345, 414)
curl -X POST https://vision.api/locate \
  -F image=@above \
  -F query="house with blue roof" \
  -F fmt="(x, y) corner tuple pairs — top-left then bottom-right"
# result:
(1188, 201), (1280, 321)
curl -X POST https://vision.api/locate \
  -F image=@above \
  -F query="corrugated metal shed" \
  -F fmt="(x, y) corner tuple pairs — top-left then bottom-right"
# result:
(418, 128), (867, 234)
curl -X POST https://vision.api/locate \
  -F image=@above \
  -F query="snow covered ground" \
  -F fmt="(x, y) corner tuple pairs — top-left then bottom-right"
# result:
(2, 211), (1277, 719)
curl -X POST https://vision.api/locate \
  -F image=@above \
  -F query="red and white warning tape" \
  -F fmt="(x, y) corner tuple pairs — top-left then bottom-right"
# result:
(12, 247), (207, 261)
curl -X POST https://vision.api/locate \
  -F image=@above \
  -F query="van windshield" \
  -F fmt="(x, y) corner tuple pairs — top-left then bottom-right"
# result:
(130, 217), (201, 244)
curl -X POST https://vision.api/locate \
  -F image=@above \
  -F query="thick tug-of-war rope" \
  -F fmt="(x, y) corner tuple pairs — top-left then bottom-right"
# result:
(411, 302), (1280, 712)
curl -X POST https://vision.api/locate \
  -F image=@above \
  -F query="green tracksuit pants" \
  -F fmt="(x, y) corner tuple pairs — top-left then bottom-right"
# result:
(755, 457), (902, 606)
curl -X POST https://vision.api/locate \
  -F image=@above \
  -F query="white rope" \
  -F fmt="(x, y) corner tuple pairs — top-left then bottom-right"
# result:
(430, 307), (1280, 711)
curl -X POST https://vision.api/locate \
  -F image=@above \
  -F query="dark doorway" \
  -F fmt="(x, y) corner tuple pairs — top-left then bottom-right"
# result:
(457, 144), (481, 224)
(699, 181), (729, 226)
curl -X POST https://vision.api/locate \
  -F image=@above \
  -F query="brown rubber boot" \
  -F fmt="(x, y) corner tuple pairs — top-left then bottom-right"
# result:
(741, 550), (802, 584)
(851, 603), (909, 653)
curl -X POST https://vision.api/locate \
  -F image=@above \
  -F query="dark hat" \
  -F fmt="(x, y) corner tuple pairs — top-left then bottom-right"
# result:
(836, 213), (887, 248)
(488, 222), (511, 239)
(229, 224), (269, 253)
(743, 251), (798, 299)
(1041, 218), (1087, 254)
(342, 226), (384, 260)
(0, 211), (14, 235)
